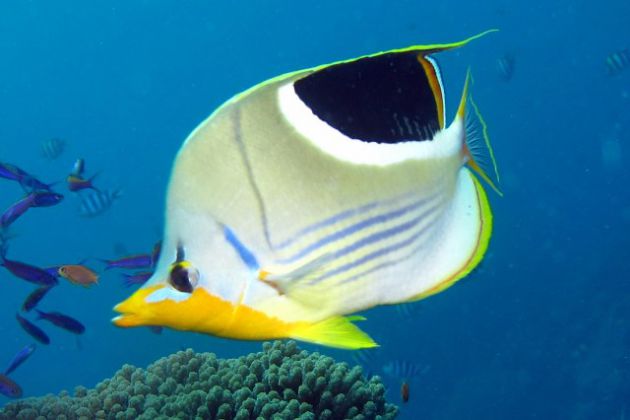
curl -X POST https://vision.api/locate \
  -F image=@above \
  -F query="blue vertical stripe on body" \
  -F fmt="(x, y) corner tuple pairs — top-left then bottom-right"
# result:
(224, 225), (259, 270)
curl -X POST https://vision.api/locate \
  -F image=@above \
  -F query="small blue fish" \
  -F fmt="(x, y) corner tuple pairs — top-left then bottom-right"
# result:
(0, 374), (22, 398)
(0, 195), (34, 229)
(30, 191), (64, 207)
(15, 313), (50, 345)
(22, 286), (54, 312)
(104, 254), (153, 270)
(0, 163), (22, 182)
(0, 162), (52, 191)
(36, 310), (85, 335)
(40, 138), (66, 160)
(8, 166), (55, 192)
(122, 271), (153, 287)
(19, 175), (54, 192)
(78, 189), (121, 217)
(1, 254), (59, 287)
(4, 344), (36, 375)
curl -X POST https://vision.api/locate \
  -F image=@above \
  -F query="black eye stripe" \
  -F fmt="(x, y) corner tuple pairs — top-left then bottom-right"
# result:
(176, 244), (185, 263)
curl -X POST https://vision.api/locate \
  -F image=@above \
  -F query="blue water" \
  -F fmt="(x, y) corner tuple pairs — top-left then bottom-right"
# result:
(1, 1), (629, 418)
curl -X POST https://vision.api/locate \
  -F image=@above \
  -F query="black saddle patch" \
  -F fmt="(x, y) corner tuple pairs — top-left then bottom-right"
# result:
(293, 52), (440, 143)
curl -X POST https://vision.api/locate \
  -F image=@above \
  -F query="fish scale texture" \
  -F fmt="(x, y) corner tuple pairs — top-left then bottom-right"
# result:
(0, 341), (398, 419)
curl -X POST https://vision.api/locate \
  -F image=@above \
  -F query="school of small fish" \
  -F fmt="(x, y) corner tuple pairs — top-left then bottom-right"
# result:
(0, 150), (158, 398)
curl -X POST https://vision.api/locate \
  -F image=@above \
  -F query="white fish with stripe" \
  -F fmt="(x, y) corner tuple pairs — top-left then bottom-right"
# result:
(113, 31), (502, 349)
(40, 138), (65, 160)
(383, 360), (431, 380)
(606, 48), (630, 75)
(78, 189), (121, 217)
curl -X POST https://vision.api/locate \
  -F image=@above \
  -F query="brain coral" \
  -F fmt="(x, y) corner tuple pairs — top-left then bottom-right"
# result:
(0, 340), (398, 419)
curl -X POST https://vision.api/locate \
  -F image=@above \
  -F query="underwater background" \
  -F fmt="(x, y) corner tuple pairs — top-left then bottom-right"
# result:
(0, 0), (629, 418)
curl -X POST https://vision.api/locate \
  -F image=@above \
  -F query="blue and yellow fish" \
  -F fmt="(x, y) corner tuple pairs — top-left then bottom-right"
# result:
(113, 32), (501, 349)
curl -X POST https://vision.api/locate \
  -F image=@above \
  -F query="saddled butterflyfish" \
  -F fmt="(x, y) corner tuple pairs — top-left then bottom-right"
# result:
(113, 31), (501, 349)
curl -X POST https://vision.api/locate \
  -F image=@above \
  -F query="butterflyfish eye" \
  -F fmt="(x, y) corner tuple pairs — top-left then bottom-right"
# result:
(168, 262), (198, 293)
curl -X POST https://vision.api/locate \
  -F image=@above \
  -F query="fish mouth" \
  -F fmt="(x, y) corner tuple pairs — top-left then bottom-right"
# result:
(112, 285), (164, 328)
(112, 284), (221, 333)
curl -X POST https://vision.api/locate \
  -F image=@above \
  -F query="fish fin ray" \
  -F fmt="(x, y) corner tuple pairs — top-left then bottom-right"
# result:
(458, 70), (502, 196)
(290, 316), (378, 349)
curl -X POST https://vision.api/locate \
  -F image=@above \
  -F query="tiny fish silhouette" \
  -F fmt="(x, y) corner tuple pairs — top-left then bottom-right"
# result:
(15, 313), (50, 345)
(30, 191), (64, 207)
(4, 344), (36, 375)
(606, 48), (630, 75)
(22, 285), (54, 312)
(2, 255), (59, 287)
(122, 271), (153, 287)
(496, 54), (515, 81)
(78, 189), (121, 217)
(0, 195), (34, 229)
(0, 374), (22, 398)
(104, 254), (153, 270)
(36, 310), (85, 334)
(401, 381), (410, 403)
(41, 138), (65, 160)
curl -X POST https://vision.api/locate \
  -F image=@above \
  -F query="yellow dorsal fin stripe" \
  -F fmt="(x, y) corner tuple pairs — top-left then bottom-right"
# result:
(312, 29), (499, 72)
(417, 55), (445, 129)
(396, 29), (499, 56)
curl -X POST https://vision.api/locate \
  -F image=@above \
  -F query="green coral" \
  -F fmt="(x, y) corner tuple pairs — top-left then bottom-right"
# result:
(0, 341), (398, 419)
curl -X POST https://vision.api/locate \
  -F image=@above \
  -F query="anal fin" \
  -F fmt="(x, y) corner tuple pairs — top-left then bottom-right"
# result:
(289, 315), (377, 349)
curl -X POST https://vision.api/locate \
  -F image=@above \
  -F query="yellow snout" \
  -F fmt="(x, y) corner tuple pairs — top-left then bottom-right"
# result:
(112, 284), (297, 340)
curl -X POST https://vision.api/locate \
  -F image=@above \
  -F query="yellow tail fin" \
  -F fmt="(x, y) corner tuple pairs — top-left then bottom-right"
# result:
(290, 316), (378, 350)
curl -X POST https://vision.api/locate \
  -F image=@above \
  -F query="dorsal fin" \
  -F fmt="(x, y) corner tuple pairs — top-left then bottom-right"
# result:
(455, 70), (502, 195)
(398, 29), (499, 56)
